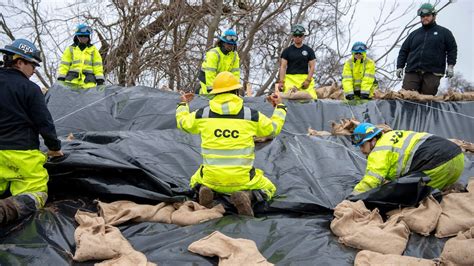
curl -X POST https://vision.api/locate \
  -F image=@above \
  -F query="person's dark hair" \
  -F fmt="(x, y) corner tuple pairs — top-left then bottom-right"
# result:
(2, 54), (31, 68)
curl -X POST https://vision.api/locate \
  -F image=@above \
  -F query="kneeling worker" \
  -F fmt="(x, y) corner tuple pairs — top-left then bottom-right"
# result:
(0, 39), (63, 225)
(176, 71), (287, 216)
(350, 123), (464, 195)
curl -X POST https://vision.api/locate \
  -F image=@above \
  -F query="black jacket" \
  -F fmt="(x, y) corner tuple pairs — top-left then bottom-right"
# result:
(397, 22), (457, 74)
(0, 68), (61, 151)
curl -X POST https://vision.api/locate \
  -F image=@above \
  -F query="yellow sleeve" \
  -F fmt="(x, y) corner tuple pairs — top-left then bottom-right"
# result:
(342, 60), (354, 96)
(92, 46), (104, 81)
(256, 104), (287, 137)
(58, 46), (72, 78)
(176, 103), (199, 134)
(361, 59), (376, 95)
(201, 49), (219, 88)
(231, 52), (240, 82)
(353, 150), (391, 193)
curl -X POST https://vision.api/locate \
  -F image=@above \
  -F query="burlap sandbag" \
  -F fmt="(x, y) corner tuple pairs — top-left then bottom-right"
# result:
(436, 181), (474, 238)
(331, 200), (410, 254)
(331, 200), (383, 237)
(354, 250), (437, 266)
(339, 215), (410, 255)
(387, 195), (441, 236)
(281, 90), (313, 100)
(171, 201), (225, 226)
(97, 200), (175, 226)
(73, 210), (155, 266)
(440, 227), (474, 266)
(188, 231), (273, 266)
(73, 211), (121, 261)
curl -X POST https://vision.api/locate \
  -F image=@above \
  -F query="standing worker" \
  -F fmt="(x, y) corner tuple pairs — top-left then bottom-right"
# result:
(177, 71), (287, 217)
(396, 3), (457, 95)
(350, 123), (464, 195)
(198, 29), (240, 95)
(57, 24), (105, 89)
(278, 24), (317, 99)
(0, 39), (63, 225)
(342, 42), (377, 100)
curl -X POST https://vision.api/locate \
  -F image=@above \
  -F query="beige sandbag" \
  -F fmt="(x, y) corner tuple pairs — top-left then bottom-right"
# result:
(331, 119), (359, 135)
(97, 200), (175, 225)
(331, 200), (383, 237)
(73, 210), (155, 265)
(96, 250), (156, 266)
(387, 195), (442, 236)
(171, 201), (225, 226)
(281, 89), (313, 100)
(307, 128), (332, 136)
(435, 181), (474, 238)
(440, 227), (474, 266)
(449, 139), (474, 153)
(339, 215), (410, 255)
(188, 231), (273, 266)
(355, 250), (437, 266)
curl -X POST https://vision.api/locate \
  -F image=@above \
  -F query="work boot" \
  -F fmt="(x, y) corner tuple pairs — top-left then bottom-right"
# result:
(198, 185), (214, 208)
(0, 197), (20, 225)
(230, 191), (254, 217)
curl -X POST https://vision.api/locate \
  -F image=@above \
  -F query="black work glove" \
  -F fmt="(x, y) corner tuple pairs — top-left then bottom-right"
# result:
(360, 93), (370, 100)
(57, 77), (65, 81)
(345, 94), (355, 101)
(96, 79), (105, 85)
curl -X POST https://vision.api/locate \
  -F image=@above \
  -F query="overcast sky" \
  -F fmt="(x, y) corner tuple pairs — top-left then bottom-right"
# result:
(349, 0), (473, 89)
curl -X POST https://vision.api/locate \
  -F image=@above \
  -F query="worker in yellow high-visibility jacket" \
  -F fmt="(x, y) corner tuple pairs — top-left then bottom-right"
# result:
(342, 42), (377, 100)
(198, 29), (240, 94)
(57, 24), (104, 89)
(350, 123), (464, 195)
(177, 71), (287, 216)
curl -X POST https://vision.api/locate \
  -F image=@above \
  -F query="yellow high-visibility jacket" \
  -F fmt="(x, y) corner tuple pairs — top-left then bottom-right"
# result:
(176, 93), (286, 199)
(199, 47), (240, 94)
(58, 44), (104, 89)
(354, 130), (433, 193)
(342, 53), (376, 98)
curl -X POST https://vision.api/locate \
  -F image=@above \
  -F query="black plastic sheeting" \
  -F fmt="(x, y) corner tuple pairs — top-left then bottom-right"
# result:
(1, 84), (473, 265)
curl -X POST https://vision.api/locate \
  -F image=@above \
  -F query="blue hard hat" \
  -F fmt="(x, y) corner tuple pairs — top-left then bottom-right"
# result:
(75, 24), (92, 36)
(351, 41), (367, 53)
(351, 122), (382, 147)
(0, 39), (42, 66)
(219, 29), (238, 45)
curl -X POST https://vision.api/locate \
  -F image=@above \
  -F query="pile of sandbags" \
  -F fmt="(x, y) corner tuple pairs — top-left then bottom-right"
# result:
(315, 83), (344, 100)
(374, 89), (474, 102)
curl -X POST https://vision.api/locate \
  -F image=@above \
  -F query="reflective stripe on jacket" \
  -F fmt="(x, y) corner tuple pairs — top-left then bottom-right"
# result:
(176, 93), (286, 196)
(199, 47), (240, 94)
(342, 53), (376, 97)
(354, 130), (432, 193)
(58, 45), (104, 89)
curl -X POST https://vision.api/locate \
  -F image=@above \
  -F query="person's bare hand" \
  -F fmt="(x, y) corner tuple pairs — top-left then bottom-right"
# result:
(302, 79), (310, 89)
(266, 93), (282, 107)
(180, 92), (194, 103)
(47, 150), (64, 157)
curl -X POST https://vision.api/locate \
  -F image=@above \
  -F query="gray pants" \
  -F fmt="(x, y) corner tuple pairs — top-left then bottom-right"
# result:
(402, 72), (441, 96)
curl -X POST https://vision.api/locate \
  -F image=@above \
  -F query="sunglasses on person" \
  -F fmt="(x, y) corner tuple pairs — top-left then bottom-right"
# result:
(224, 35), (238, 42)
(293, 34), (304, 38)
